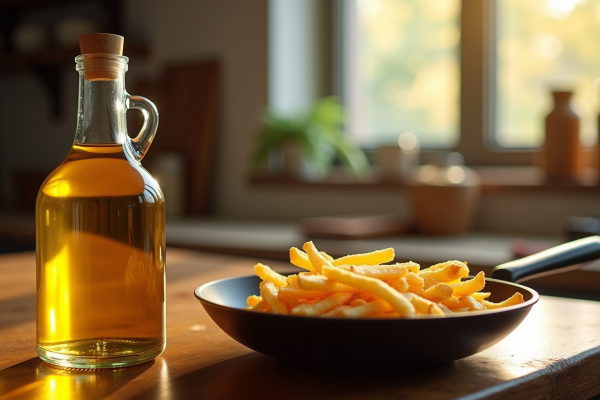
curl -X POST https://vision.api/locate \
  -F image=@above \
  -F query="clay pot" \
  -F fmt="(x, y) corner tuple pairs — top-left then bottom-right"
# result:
(543, 91), (581, 182)
(407, 162), (480, 235)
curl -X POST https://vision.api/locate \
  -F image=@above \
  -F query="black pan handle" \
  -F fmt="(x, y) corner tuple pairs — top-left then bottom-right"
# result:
(491, 235), (600, 282)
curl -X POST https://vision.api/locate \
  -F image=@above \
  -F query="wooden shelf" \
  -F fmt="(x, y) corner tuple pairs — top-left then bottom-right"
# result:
(0, 43), (149, 72)
(249, 166), (600, 194)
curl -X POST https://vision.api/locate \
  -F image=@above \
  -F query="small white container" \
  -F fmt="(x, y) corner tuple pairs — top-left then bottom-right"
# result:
(377, 132), (419, 181)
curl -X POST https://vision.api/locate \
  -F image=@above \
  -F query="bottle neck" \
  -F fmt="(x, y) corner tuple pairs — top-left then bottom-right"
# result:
(72, 53), (160, 163)
(74, 66), (128, 146)
(552, 91), (573, 107)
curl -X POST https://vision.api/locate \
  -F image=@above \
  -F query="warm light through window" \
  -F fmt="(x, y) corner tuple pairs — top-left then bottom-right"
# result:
(347, 0), (460, 149)
(496, 0), (600, 148)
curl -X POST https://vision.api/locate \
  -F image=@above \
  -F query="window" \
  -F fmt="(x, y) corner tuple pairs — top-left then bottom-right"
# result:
(341, 0), (600, 165)
(343, 0), (460, 149)
(495, 0), (600, 149)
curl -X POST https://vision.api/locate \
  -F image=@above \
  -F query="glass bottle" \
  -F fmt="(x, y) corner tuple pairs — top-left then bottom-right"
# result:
(35, 34), (165, 369)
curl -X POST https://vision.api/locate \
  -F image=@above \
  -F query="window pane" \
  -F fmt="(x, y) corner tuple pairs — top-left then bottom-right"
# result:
(496, 0), (600, 148)
(347, 0), (460, 148)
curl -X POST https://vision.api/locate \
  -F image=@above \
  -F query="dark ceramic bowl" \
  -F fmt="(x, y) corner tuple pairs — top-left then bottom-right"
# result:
(195, 236), (600, 370)
(194, 273), (538, 371)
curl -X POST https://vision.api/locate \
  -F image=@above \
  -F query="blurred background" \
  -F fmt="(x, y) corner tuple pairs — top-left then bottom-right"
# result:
(2, 0), (600, 255)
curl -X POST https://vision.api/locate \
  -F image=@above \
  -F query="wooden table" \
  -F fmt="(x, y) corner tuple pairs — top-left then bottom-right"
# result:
(1, 249), (600, 400)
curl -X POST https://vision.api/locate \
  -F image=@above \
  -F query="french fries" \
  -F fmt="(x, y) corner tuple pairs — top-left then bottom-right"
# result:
(278, 286), (328, 303)
(418, 283), (453, 303)
(246, 242), (526, 319)
(338, 299), (393, 318)
(249, 300), (271, 312)
(418, 262), (464, 282)
(259, 281), (288, 314)
(246, 295), (262, 307)
(254, 263), (287, 287)
(405, 272), (424, 292)
(331, 247), (395, 267)
(483, 293), (524, 309)
(405, 293), (445, 316)
(460, 295), (487, 311)
(297, 274), (359, 293)
(345, 264), (408, 280)
(291, 293), (353, 316)
(449, 271), (486, 297)
(289, 247), (314, 271)
(321, 266), (415, 317)
(391, 277), (409, 293)
(419, 260), (469, 278)
(303, 241), (333, 273)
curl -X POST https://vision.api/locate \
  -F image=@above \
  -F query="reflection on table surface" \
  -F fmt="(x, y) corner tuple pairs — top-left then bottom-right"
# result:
(0, 358), (160, 400)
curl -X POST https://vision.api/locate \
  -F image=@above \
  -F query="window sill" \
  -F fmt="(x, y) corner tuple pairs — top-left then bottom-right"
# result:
(249, 166), (600, 194)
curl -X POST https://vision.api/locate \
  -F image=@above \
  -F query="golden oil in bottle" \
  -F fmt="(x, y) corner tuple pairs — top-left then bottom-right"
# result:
(36, 145), (165, 368)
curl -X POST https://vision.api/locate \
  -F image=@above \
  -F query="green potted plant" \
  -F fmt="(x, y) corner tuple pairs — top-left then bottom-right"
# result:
(251, 97), (369, 180)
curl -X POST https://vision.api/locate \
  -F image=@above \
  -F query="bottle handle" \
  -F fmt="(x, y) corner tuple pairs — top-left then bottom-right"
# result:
(126, 93), (159, 162)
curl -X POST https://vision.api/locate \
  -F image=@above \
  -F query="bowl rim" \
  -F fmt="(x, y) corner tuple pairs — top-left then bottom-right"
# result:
(194, 273), (540, 322)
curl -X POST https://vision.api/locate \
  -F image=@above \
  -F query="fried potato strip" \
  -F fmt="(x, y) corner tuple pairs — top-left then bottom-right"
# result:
(278, 286), (328, 303)
(483, 293), (524, 309)
(321, 305), (352, 317)
(289, 247), (314, 271)
(250, 300), (271, 312)
(297, 274), (358, 293)
(418, 262), (464, 282)
(471, 292), (491, 302)
(405, 293), (445, 316)
(254, 263), (287, 287)
(449, 271), (486, 297)
(259, 281), (288, 314)
(291, 293), (353, 316)
(303, 241), (334, 273)
(331, 248), (395, 267)
(441, 297), (461, 309)
(418, 283), (453, 303)
(391, 277), (409, 293)
(340, 299), (393, 318)
(460, 295), (486, 311)
(419, 260), (469, 278)
(321, 266), (415, 317)
(405, 272), (424, 292)
(346, 264), (408, 280)
(246, 295), (262, 307)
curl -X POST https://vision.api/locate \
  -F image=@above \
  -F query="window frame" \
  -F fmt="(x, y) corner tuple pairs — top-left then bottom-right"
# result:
(457, 0), (534, 166)
(338, 0), (538, 166)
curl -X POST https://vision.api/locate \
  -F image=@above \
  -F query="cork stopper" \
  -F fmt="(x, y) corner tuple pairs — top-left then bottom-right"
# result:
(79, 33), (125, 81)
(80, 33), (123, 56)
